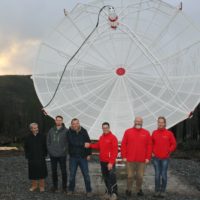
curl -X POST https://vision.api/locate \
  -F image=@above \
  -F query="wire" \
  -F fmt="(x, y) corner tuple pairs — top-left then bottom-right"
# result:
(43, 5), (112, 109)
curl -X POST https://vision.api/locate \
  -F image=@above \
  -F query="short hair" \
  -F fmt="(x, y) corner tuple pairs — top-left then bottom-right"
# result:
(158, 116), (166, 123)
(71, 118), (79, 123)
(102, 122), (110, 127)
(29, 122), (38, 130)
(55, 115), (63, 120)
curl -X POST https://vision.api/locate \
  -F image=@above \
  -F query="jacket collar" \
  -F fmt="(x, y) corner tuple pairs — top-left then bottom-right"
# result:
(102, 132), (112, 136)
(54, 125), (65, 132)
(157, 128), (167, 132)
(69, 126), (82, 133)
(31, 131), (39, 136)
(133, 127), (143, 131)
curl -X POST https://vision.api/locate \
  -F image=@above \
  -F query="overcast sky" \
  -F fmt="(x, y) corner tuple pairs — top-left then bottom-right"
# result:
(0, 0), (199, 75)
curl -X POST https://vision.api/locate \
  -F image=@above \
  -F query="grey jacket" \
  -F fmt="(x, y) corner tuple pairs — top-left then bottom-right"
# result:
(47, 125), (68, 157)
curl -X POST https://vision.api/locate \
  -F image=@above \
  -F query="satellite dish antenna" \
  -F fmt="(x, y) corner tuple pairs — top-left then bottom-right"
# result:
(33, 0), (200, 140)
(178, 2), (183, 11)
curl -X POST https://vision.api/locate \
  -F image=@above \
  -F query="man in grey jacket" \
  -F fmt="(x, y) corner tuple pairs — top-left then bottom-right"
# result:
(47, 115), (68, 193)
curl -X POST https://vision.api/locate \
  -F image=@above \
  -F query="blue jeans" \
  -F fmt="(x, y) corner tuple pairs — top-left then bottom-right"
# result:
(69, 156), (92, 192)
(153, 157), (169, 192)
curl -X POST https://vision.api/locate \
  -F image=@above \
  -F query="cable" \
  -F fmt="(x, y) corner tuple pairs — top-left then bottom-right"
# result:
(43, 5), (113, 110)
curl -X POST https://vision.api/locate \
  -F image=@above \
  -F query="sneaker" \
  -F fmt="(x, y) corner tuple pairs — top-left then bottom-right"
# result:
(153, 192), (160, 198)
(110, 193), (118, 200)
(125, 190), (132, 197)
(29, 187), (38, 192)
(159, 192), (166, 198)
(62, 188), (68, 194)
(137, 189), (144, 196)
(50, 187), (58, 193)
(39, 187), (45, 192)
(102, 192), (110, 200)
(86, 192), (93, 197)
(67, 191), (74, 195)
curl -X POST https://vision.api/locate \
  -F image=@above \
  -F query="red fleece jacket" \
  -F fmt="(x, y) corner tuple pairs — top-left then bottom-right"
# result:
(90, 132), (118, 165)
(152, 128), (176, 159)
(121, 128), (152, 162)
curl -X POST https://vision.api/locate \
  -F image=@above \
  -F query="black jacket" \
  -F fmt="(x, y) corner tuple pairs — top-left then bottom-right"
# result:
(24, 132), (48, 179)
(24, 132), (47, 160)
(67, 127), (91, 158)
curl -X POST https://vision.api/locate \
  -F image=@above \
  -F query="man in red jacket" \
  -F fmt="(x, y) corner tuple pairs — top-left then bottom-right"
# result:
(85, 122), (118, 200)
(152, 116), (176, 198)
(121, 117), (152, 197)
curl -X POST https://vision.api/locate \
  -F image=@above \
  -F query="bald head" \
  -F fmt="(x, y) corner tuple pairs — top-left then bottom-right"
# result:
(134, 116), (143, 129)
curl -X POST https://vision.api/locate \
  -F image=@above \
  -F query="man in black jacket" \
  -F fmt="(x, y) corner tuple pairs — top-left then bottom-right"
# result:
(68, 118), (92, 197)
(47, 116), (68, 193)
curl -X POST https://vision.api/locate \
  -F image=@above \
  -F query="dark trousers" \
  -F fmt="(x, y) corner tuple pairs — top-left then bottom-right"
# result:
(50, 156), (67, 189)
(69, 156), (92, 192)
(153, 157), (169, 192)
(100, 162), (118, 195)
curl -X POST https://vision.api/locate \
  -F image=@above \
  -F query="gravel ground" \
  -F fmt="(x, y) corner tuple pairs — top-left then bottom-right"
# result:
(0, 155), (200, 200)
(170, 158), (200, 191)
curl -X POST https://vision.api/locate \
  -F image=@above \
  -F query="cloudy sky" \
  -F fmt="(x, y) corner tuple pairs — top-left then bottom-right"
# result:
(0, 0), (199, 75)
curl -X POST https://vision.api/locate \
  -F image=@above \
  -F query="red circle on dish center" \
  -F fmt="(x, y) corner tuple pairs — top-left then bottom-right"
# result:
(116, 67), (126, 76)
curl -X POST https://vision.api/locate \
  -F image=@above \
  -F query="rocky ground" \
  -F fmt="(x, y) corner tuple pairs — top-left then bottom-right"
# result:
(0, 154), (200, 200)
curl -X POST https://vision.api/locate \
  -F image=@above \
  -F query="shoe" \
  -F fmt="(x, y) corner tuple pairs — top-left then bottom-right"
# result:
(153, 192), (160, 198)
(67, 191), (74, 195)
(137, 189), (144, 196)
(110, 193), (118, 200)
(29, 187), (37, 192)
(39, 187), (45, 192)
(39, 179), (45, 192)
(62, 188), (68, 194)
(50, 187), (58, 193)
(102, 192), (110, 200)
(125, 190), (131, 197)
(86, 192), (93, 197)
(159, 192), (166, 198)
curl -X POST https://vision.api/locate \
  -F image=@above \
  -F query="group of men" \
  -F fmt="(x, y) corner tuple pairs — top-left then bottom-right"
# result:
(24, 115), (176, 199)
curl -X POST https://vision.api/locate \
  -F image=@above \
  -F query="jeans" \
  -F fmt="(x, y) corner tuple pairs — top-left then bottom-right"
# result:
(126, 162), (145, 192)
(69, 156), (92, 192)
(50, 156), (67, 189)
(100, 162), (118, 195)
(153, 157), (169, 192)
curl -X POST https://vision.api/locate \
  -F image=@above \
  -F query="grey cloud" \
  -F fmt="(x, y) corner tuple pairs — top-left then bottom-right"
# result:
(0, 0), (200, 75)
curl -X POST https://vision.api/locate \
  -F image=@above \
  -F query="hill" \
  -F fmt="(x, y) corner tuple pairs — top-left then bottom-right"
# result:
(0, 75), (54, 144)
(0, 75), (200, 147)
